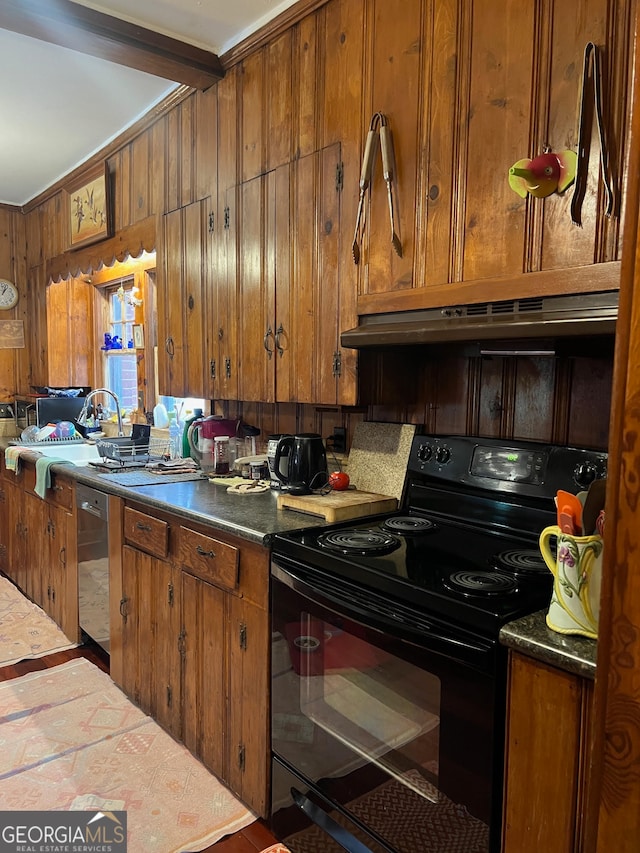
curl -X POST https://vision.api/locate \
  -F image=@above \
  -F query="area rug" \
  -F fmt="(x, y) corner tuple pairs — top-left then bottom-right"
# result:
(0, 575), (77, 665)
(282, 769), (489, 853)
(0, 659), (256, 852)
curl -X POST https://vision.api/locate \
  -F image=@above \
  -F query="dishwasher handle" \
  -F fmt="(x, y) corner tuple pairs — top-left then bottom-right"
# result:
(79, 500), (105, 518)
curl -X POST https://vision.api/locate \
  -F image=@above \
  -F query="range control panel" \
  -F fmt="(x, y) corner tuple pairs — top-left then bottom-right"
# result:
(409, 434), (607, 500)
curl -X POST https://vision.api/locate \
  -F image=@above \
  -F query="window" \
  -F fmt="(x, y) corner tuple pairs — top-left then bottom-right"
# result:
(102, 281), (138, 415)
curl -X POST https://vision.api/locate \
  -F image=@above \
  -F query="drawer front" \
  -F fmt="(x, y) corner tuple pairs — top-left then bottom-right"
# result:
(124, 507), (169, 558)
(48, 473), (73, 511)
(180, 527), (239, 592)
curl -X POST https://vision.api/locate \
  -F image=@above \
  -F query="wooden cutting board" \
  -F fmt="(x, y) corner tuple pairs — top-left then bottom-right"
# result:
(277, 490), (398, 522)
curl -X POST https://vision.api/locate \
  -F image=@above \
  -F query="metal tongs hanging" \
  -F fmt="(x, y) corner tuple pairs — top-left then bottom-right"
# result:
(352, 112), (402, 264)
(571, 41), (615, 226)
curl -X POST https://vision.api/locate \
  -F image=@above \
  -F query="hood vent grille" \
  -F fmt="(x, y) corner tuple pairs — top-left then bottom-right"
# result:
(340, 291), (618, 348)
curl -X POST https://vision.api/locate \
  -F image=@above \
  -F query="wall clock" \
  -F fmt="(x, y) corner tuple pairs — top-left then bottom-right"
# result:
(0, 279), (19, 310)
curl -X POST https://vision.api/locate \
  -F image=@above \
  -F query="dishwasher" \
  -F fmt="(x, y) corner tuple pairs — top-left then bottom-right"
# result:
(76, 483), (110, 653)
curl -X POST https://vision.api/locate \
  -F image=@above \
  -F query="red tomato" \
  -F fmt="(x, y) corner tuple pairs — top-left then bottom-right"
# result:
(328, 471), (350, 491)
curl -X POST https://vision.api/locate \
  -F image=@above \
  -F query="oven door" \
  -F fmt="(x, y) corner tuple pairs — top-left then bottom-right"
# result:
(270, 555), (505, 853)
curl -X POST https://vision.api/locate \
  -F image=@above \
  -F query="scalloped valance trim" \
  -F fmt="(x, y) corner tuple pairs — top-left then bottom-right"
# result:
(46, 216), (156, 282)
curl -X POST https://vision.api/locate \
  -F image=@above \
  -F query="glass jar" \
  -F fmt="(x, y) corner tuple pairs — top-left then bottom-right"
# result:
(214, 435), (230, 475)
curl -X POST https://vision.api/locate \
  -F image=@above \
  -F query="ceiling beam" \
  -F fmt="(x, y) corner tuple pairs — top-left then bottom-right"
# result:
(0, 0), (224, 89)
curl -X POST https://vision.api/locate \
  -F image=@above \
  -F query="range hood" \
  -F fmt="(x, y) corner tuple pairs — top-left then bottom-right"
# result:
(341, 291), (618, 348)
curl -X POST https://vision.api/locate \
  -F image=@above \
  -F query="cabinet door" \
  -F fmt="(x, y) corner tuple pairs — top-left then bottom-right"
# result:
(208, 186), (239, 401)
(43, 503), (72, 636)
(23, 491), (46, 609)
(238, 174), (275, 402)
(227, 595), (269, 817)
(502, 652), (594, 852)
(157, 199), (210, 398)
(181, 571), (227, 779)
(120, 544), (181, 734)
(290, 144), (343, 404)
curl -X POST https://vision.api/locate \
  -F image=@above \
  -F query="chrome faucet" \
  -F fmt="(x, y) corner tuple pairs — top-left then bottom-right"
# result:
(77, 388), (124, 436)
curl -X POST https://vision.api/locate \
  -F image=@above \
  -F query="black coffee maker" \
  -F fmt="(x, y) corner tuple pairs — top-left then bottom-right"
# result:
(273, 433), (328, 495)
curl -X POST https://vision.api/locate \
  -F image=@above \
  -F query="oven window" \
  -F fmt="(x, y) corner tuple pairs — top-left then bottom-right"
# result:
(277, 612), (441, 800)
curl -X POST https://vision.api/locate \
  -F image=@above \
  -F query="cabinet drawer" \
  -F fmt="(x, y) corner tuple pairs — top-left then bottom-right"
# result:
(124, 507), (169, 558)
(179, 527), (239, 592)
(48, 473), (73, 511)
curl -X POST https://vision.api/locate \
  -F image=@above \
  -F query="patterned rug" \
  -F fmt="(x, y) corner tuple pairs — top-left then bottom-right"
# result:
(281, 770), (489, 853)
(0, 574), (77, 664)
(0, 659), (256, 852)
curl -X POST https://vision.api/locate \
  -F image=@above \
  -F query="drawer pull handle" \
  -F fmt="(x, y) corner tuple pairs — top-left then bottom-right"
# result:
(196, 545), (215, 558)
(136, 522), (152, 531)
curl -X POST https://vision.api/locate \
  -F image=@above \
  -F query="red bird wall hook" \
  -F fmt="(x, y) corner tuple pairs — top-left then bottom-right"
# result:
(508, 147), (577, 199)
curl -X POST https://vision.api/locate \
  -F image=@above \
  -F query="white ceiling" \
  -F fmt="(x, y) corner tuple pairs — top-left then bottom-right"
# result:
(0, 0), (298, 207)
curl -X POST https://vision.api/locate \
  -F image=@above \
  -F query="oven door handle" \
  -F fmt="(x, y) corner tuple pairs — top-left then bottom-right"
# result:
(291, 787), (379, 853)
(272, 557), (497, 672)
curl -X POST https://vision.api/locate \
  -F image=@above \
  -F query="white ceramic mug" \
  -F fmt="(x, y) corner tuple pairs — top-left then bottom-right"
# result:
(539, 525), (603, 639)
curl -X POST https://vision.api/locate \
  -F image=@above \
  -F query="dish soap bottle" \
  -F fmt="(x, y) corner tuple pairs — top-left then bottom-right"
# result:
(182, 407), (204, 460)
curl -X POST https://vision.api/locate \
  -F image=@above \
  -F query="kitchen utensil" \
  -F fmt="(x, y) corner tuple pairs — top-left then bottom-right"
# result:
(379, 116), (402, 257)
(571, 42), (614, 226)
(556, 489), (583, 534)
(273, 433), (328, 495)
(582, 477), (607, 535)
(352, 114), (379, 264)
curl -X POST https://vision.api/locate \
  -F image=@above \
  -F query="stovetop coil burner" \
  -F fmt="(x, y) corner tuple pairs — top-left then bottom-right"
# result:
(382, 516), (437, 535)
(491, 549), (548, 576)
(317, 528), (401, 556)
(443, 569), (518, 596)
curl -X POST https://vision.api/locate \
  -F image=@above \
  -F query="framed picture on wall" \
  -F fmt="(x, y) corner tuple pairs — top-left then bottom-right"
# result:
(64, 163), (112, 250)
(133, 325), (144, 349)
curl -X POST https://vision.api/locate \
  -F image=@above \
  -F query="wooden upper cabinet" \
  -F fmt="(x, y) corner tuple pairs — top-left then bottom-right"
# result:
(266, 32), (293, 171)
(157, 198), (211, 398)
(240, 50), (266, 183)
(357, 0), (632, 314)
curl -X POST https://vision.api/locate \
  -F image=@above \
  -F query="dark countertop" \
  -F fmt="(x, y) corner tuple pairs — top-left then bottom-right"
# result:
(75, 469), (328, 544)
(500, 610), (597, 679)
(2, 439), (327, 545)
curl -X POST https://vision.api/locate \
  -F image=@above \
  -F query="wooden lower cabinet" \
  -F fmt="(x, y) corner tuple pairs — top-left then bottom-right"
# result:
(116, 502), (270, 816)
(502, 651), (594, 853)
(0, 458), (77, 641)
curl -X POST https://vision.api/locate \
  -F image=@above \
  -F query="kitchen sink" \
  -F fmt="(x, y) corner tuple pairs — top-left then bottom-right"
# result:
(14, 442), (102, 466)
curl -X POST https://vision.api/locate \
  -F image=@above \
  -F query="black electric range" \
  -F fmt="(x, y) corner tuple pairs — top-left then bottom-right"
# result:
(270, 433), (608, 638)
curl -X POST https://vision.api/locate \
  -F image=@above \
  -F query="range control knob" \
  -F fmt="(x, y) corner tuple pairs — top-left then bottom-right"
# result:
(435, 445), (451, 465)
(417, 443), (433, 462)
(573, 461), (599, 489)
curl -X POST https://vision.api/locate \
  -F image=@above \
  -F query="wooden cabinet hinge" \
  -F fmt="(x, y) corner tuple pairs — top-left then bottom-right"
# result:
(239, 622), (247, 651)
(224, 206), (230, 229)
(238, 744), (245, 771)
(332, 350), (342, 378)
(168, 582), (174, 606)
(167, 685), (172, 707)
(225, 357), (232, 379)
(210, 358), (216, 380)
(208, 211), (215, 233)
(178, 629), (186, 657)
(119, 597), (129, 623)
(335, 162), (344, 192)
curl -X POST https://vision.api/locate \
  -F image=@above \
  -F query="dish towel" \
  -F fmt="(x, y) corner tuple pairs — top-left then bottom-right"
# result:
(4, 446), (29, 474)
(34, 457), (73, 499)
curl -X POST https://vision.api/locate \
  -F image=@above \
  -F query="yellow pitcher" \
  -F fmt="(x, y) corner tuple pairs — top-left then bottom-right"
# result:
(539, 526), (603, 640)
